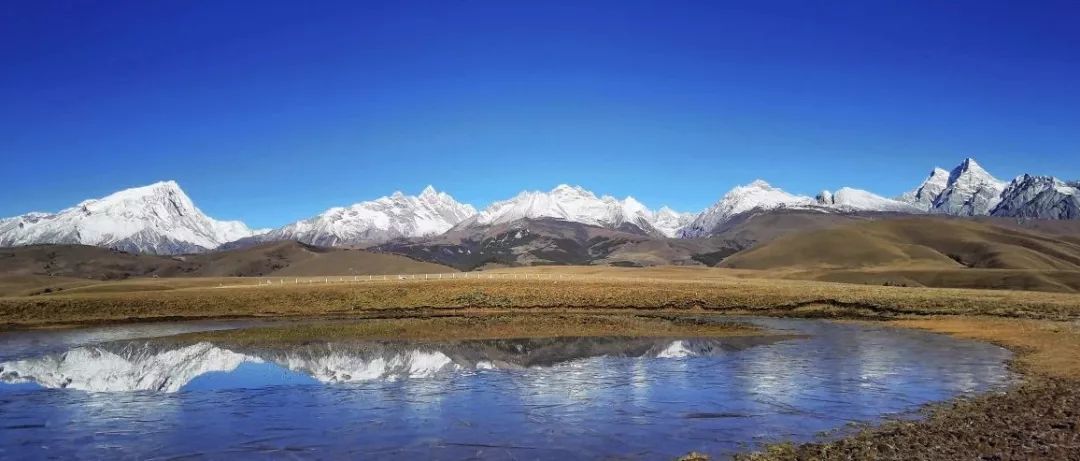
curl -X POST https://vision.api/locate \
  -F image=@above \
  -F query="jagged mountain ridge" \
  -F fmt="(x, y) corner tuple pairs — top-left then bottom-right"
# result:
(251, 186), (477, 247)
(0, 181), (263, 255)
(457, 184), (693, 238)
(992, 174), (1080, 220)
(683, 157), (1077, 239)
(2, 158), (1076, 255)
(929, 158), (1008, 216)
(898, 158), (1079, 220)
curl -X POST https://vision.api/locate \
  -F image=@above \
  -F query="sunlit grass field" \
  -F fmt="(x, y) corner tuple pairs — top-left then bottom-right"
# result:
(2, 265), (1079, 327)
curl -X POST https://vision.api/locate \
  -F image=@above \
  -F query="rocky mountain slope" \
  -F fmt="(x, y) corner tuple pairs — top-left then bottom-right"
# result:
(991, 174), (1080, 220)
(375, 218), (725, 270)
(899, 167), (951, 209)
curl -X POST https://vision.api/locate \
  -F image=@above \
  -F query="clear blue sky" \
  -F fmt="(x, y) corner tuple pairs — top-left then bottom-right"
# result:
(2, 1), (1078, 228)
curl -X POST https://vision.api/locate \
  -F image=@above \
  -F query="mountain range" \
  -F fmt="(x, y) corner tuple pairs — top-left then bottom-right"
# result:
(1, 158), (1077, 256)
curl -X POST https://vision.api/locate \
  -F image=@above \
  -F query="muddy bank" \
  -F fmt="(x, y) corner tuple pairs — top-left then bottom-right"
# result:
(734, 378), (1080, 461)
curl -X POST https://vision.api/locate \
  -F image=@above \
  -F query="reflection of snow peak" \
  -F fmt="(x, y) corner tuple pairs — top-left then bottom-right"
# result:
(0, 343), (256, 393)
(281, 349), (458, 383)
(0, 337), (759, 393)
(657, 341), (694, 358)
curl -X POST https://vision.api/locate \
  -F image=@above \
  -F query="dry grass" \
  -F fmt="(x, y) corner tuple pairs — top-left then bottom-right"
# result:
(2, 267), (1080, 327)
(721, 217), (1080, 272)
(168, 311), (766, 346)
(715, 218), (1080, 292)
(0, 241), (456, 281)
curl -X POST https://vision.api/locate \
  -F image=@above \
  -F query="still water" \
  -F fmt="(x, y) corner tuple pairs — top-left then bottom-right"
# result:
(0, 317), (1011, 460)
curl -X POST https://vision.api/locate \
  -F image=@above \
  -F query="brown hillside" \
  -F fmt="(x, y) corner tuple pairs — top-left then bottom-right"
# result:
(721, 218), (1080, 271)
(0, 241), (454, 285)
(718, 218), (1080, 292)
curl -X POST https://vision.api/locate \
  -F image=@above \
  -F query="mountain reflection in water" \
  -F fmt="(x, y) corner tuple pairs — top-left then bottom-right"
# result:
(0, 318), (1013, 460)
(0, 336), (780, 392)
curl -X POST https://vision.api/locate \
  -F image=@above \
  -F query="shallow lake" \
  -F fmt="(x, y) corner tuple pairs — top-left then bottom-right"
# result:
(0, 317), (1012, 460)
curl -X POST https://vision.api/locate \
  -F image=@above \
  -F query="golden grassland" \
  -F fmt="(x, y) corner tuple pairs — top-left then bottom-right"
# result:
(2, 265), (1079, 328)
(167, 311), (769, 347)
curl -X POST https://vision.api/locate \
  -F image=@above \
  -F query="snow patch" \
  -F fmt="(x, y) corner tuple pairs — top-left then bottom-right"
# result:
(657, 340), (695, 358)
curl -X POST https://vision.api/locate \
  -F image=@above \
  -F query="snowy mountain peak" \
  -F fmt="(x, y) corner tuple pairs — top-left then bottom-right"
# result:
(930, 158), (1007, 216)
(900, 167), (951, 208)
(898, 158), (1008, 216)
(679, 181), (816, 238)
(0, 181), (261, 254)
(552, 184), (590, 194)
(621, 196), (647, 213)
(652, 206), (696, 238)
(260, 187), (477, 247)
(953, 157), (991, 179)
(745, 179), (773, 189)
(465, 185), (685, 237)
(819, 187), (923, 212)
(991, 174), (1080, 219)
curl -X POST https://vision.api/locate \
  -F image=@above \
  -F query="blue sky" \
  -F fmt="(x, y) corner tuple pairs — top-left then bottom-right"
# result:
(2, 1), (1078, 228)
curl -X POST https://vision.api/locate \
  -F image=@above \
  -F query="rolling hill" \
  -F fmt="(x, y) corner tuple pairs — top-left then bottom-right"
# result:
(0, 241), (454, 283)
(718, 217), (1080, 292)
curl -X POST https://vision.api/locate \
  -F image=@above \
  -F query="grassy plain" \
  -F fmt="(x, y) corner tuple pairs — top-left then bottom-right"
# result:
(2, 266), (1080, 328)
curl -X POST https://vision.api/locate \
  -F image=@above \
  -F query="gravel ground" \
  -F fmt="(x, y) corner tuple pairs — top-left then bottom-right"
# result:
(734, 377), (1080, 461)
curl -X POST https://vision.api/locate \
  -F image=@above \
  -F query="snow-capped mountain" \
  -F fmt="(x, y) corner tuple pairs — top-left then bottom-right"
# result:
(681, 181), (929, 238)
(5, 157), (1076, 256)
(0, 181), (263, 254)
(816, 187), (923, 213)
(930, 158), (1008, 216)
(679, 180), (818, 238)
(899, 167), (951, 209)
(257, 186), (477, 247)
(459, 185), (690, 238)
(897, 158), (1009, 216)
(652, 207), (697, 238)
(991, 174), (1080, 219)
